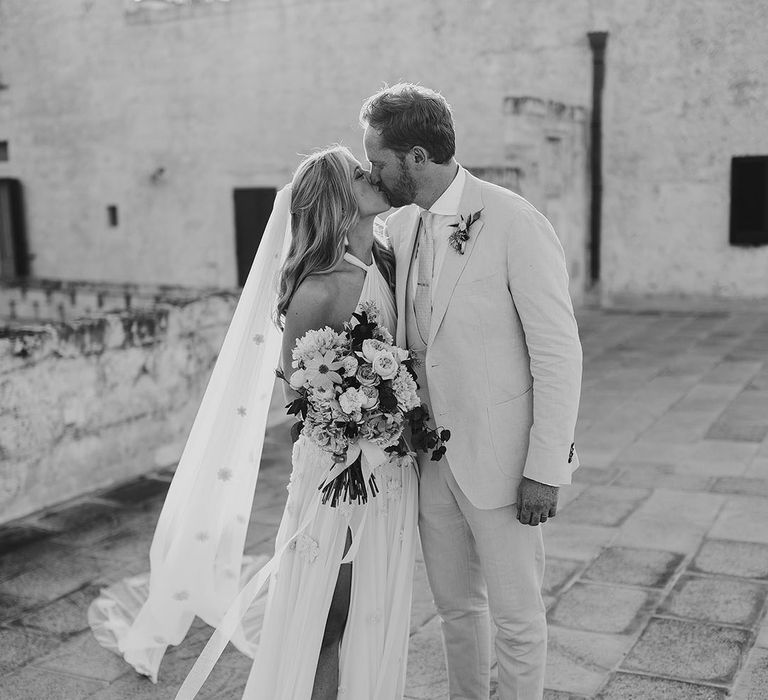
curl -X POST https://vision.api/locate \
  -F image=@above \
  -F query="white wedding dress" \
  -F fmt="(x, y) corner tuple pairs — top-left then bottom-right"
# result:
(89, 251), (419, 700)
(240, 252), (418, 699)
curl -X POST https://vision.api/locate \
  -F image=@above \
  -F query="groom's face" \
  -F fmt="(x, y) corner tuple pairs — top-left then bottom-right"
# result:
(363, 127), (418, 208)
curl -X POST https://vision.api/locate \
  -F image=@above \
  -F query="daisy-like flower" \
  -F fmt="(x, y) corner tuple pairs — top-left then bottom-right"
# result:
(296, 533), (320, 563)
(303, 350), (344, 390)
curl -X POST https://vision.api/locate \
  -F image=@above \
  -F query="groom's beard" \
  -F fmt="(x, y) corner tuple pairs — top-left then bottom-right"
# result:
(382, 162), (418, 208)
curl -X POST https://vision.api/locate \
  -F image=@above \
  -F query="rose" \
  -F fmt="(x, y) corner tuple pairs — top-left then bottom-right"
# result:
(339, 387), (365, 415)
(395, 347), (410, 362)
(361, 339), (387, 363)
(366, 413), (390, 439)
(359, 385), (379, 410)
(372, 351), (398, 380)
(341, 355), (359, 377)
(365, 412), (403, 447)
(356, 364), (379, 386)
(289, 368), (307, 390)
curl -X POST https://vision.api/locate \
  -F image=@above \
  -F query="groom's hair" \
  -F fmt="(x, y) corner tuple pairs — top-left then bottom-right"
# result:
(360, 83), (455, 164)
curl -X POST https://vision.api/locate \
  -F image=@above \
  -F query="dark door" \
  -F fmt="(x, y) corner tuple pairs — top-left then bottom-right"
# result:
(0, 179), (30, 280)
(233, 187), (277, 286)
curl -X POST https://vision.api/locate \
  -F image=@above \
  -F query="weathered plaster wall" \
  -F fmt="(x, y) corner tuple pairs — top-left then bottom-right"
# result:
(597, 0), (768, 300)
(0, 292), (244, 524)
(2, 0), (766, 303)
(0, 0), (591, 301)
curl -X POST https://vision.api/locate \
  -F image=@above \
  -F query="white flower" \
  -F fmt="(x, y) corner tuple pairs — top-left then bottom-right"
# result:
(292, 327), (346, 366)
(365, 413), (404, 448)
(385, 475), (403, 500)
(392, 367), (420, 411)
(395, 347), (410, 362)
(376, 326), (394, 345)
(372, 351), (398, 380)
(361, 339), (387, 363)
(341, 355), (359, 377)
(310, 383), (336, 402)
(296, 533), (319, 563)
(304, 350), (344, 390)
(289, 368), (307, 389)
(357, 300), (380, 323)
(339, 387), (365, 415)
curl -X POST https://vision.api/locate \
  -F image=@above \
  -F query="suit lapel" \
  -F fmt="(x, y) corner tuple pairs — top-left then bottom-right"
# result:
(394, 207), (422, 348)
(428, 174), (485, 345)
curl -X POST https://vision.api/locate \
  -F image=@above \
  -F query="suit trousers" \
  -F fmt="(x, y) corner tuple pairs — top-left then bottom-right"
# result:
(418, 455), (547, 700)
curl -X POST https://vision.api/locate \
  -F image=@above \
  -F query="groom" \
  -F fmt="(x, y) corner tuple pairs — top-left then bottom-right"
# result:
(361, 84), (582, 699)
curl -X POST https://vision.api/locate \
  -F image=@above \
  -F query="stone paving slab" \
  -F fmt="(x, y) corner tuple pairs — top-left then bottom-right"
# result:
(31, 630), (129, 683)
(581, 547), (684, 589)
(598, 673), (728, 699)
(542, 522), (618, 562)
(612, 489), (725, 553)
(709, 495), (768, 543)
(732, 646), (768, 699)
(0, 666), (109, 700)
(0, 626), (61, 676)
(548, 583), (659, 636)
(16, 584), (102, 638)
(621, 617), (751, 685)
(613, 462), (716, 492)
(1, 307), (767, 698)
(690, 539), (768, 580)
(660, 574), (767, 627)
(545, 627), (634, 696)
(556, 486), (651, 528)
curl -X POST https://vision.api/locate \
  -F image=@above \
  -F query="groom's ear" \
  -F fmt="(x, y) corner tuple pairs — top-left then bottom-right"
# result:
(411, 146), (429, 167)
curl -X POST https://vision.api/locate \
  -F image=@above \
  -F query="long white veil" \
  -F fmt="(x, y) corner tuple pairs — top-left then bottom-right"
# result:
(88, 185), (293, 683)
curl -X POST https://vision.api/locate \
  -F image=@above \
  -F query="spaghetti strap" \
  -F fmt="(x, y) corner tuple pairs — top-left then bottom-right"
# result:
(343, 251), (374, 271)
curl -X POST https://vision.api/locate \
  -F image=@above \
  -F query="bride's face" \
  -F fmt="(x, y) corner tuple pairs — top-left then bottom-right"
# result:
(349, 159), (390, 217)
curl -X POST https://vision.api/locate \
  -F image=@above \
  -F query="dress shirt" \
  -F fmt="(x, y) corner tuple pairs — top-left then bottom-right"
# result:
(410, 164), (467, 301)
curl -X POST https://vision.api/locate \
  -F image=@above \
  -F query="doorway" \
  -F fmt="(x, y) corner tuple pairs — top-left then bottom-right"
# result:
(233, 187), (277, 287)
(0, 179), (30, 280)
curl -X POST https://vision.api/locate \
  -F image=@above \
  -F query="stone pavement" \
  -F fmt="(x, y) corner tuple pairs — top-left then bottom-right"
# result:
(1, 306), (767, 699)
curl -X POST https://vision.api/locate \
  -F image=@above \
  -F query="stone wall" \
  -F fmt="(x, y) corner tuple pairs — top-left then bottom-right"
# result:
(597, 0), (768, 301)
(0, 288), (251, 524)
(0, 0), (766, 304)
(0, 0), (592, 303)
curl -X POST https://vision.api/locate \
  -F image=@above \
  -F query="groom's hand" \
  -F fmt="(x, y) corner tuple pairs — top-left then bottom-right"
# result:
(517, 477), (559, 526)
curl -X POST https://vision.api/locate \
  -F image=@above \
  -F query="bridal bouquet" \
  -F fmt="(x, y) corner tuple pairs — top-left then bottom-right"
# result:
(277, 302), (449, 507)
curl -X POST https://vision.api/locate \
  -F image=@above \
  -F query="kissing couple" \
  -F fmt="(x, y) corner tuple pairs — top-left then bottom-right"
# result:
(89, 83), (583, 700)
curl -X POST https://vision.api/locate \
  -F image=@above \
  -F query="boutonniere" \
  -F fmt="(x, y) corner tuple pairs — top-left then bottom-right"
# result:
(448, 210), (482, 255)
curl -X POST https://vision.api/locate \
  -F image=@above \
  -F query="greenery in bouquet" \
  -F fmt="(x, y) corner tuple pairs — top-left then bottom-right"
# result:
(276, 302), (450, 507)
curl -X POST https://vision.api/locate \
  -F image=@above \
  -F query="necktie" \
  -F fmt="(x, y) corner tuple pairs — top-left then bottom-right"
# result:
(414, 212), (434, 342)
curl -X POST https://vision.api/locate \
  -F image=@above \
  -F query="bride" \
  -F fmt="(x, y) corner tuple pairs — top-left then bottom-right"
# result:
(89, 146), (420, 699)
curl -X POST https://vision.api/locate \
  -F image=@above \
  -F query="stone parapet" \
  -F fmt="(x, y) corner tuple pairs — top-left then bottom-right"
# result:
(0, 289), (242, 525)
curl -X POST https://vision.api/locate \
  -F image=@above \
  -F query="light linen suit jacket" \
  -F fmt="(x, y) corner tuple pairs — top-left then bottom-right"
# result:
(386, 170), (582, 509)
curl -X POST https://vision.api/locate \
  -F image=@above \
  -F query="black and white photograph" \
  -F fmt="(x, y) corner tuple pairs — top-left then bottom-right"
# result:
(0, 1), (767, 698)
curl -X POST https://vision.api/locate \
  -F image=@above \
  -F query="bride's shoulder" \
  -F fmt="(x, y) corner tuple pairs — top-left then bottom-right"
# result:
(286, 275), (336, 320)
(292, 274), (336, 305)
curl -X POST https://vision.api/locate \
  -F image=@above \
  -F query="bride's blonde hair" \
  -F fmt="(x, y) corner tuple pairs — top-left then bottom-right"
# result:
(275, 145), (394, 328)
